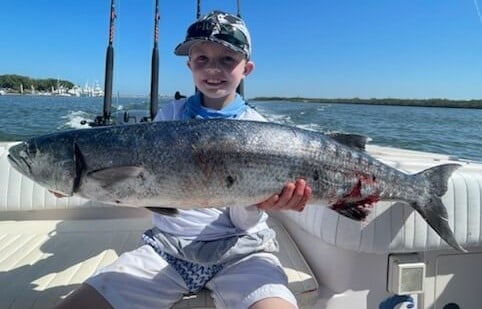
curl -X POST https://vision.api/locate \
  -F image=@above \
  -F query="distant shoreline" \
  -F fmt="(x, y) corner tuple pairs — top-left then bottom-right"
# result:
(251, 97), (482, 109)
(2, 92), (482, 109)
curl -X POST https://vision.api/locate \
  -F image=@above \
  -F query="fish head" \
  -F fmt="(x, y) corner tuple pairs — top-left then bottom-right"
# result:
(7, 134), (78, 196)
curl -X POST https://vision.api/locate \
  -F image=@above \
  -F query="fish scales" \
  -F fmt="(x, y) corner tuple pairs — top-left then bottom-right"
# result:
(7, 119), (465, 251)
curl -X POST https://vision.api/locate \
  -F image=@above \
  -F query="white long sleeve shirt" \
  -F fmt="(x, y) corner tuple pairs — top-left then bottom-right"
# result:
(151, 99), (270, 240)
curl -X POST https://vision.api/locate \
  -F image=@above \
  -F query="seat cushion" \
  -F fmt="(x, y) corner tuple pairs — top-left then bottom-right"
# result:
(0, 214), (318, 308)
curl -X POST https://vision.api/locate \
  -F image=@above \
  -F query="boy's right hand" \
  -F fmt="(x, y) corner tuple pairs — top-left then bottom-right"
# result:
(256, 179), (311, 212)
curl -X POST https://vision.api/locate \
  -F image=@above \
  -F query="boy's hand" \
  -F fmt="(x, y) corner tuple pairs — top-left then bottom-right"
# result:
(256, 179), (311, 212)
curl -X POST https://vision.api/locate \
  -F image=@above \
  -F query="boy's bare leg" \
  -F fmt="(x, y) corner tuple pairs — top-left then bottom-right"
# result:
(249, 297), (297, 309)
(54, 283), (112, 309)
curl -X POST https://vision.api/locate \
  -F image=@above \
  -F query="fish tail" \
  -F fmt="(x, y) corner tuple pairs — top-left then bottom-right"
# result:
(416, 163), (461, 196)
(411, 163), (466, 252)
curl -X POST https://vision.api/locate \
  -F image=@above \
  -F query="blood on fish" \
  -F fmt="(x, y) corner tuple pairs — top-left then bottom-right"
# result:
(330, 175), (380, 220)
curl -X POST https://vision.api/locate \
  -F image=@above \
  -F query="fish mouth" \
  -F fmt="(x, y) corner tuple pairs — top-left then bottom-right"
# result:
(7, 144), (32, 175)
(8, 154), (31, 173)
(7, 154), (21, 169)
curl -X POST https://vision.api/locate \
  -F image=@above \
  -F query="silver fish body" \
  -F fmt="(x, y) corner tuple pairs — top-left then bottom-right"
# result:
(7, 119), (463, 251)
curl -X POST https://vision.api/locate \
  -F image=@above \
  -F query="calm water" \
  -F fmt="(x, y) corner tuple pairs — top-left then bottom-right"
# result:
(0, 95), (480, 162)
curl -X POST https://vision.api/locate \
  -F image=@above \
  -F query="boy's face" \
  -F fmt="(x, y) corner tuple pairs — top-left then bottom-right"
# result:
(188, 41), (254, 106)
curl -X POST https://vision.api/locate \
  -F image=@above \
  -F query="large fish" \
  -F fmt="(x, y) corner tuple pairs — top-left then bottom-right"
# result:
(7, 119), (464, 251)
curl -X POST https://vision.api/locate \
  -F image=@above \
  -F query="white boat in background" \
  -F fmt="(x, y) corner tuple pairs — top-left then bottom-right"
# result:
(80, 81), (104, 97)
(67, 85), (82, 97)
(0, 90), (5, 95)
(92, 81), (104, 97)
(1, 134), (481, 308)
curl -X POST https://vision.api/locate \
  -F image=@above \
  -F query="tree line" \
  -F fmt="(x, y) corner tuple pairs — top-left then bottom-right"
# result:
(253, 96), (482, 109)
(0, 74), (74, 92)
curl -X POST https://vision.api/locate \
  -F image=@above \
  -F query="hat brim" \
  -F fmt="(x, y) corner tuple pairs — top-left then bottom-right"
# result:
(174, 37), (248, 58)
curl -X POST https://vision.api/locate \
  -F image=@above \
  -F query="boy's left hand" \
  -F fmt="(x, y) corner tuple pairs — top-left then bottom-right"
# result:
(256, 179), (311, 212)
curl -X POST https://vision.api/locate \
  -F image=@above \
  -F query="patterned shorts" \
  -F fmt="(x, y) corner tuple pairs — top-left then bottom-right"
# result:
(142, 232), (223, 293)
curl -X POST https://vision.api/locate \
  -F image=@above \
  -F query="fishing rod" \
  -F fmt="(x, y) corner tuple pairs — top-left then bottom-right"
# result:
(85, 0), (159, 126)
(235, 0), (245, 98)
(196, 0), (201, 18)
(101, 0), (116, 125)
(149, 0), (160, 120)
(236, 0), (241, 17)
(89, 0), (116, 127)
(192, 0), (201, 95)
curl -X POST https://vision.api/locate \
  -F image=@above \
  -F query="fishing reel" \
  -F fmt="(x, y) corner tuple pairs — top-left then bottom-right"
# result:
(80, 115), (115, 127)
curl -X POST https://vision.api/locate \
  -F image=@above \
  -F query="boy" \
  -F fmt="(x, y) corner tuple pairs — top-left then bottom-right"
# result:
(56, 11), (311, 309)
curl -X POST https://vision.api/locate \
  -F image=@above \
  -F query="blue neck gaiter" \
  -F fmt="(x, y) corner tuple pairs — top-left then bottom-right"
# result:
(182, 92), (247, 120)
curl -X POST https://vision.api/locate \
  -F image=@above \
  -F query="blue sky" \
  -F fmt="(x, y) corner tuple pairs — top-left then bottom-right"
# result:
(2, 0), (482, 99)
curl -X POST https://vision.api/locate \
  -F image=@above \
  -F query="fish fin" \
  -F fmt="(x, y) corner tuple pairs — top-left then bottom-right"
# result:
(145, 207), (179, 216)
(73, 143), (86, 193)
(326, 133), (368, 151)
(412, 163), (465, 252)
(89, 166), (145, 183)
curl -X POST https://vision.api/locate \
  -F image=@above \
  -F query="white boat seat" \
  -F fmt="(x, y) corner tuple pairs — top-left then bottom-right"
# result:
(0, 213), (317, 309)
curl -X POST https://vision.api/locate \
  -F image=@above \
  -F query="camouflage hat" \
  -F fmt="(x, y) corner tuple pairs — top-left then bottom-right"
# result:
(174, 11), (252, 59)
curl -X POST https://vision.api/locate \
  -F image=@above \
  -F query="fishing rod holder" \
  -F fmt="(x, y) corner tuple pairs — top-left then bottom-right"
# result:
(81, 115), (114, 127)
(90, 0), (160, 127)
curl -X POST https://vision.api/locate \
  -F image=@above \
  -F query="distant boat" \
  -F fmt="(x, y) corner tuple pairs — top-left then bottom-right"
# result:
(0, 90), (5, 96)
(48, 79), (70, 96)
(92, 81), (104, 97)
(80, 81), (104, 97)
(67, 85), (82, 97)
